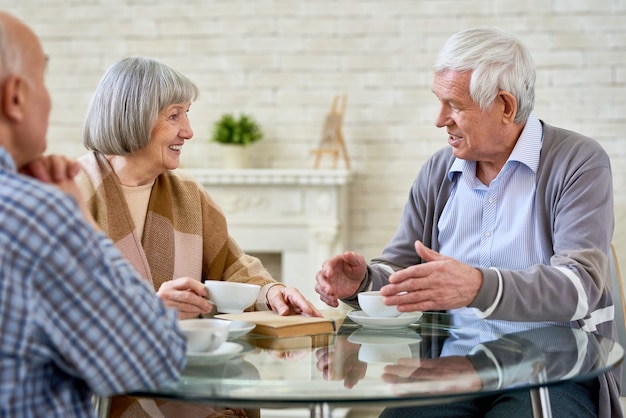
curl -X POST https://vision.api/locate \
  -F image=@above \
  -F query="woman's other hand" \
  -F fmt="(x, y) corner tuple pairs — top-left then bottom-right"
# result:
(267, 285), (322, 317)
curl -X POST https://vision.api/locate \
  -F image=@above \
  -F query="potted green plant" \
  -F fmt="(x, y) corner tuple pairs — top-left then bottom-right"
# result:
(211, 113), (263, 169)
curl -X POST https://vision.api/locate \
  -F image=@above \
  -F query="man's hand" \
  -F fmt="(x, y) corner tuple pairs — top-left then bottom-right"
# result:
(380, 241), (483, 313)
(20, 154), (80, 184)
(315, 251), (368, 307)
(20, 155), (101, 230)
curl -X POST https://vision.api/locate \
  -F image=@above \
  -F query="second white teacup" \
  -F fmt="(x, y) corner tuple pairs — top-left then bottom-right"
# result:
(205, 281), (261, 314)
(358, 290), (401, 318)
(178, 318), (231, 353)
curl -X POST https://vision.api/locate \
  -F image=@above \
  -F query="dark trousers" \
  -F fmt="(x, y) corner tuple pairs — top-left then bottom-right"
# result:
(379, 379), (599, 418)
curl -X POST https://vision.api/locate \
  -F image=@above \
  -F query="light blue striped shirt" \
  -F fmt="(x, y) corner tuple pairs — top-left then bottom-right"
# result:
(437, 114), (557, 353)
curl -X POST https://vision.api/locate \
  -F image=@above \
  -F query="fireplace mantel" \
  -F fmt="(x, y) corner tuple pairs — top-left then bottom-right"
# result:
(181, 168), (352, 306)
(184, 168), (351, 186)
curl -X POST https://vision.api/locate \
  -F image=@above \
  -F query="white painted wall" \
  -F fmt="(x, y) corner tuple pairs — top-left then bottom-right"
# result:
(4, 0), (626, 280)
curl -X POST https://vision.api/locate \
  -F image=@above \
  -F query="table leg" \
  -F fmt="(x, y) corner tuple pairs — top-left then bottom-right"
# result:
(310, 402), (332, 418)
(93, 396), (111, 418)
(529, 386), (553, 418)
(529, 366), (552, 418)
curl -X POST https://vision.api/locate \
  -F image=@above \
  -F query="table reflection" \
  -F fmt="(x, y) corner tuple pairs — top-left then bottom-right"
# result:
(132, 312), (622, 418)
(318, 316), (618, 398)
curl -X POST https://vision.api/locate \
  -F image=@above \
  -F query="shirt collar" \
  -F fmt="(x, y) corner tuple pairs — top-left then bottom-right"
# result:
(447, 113), (543, 181)
(0, 147), (17, 174)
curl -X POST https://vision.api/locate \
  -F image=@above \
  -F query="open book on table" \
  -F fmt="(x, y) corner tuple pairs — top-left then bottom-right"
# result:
(216, 310), (336, 338)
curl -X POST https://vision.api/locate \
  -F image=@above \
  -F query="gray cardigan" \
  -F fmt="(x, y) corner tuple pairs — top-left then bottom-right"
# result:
(345, 121), (621, 417)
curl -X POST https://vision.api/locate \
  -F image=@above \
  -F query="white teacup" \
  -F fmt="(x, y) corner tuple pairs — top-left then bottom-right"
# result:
(358, 290), (401, 318)
(205, 281), (261, 314)
(178, 318), (231, 353)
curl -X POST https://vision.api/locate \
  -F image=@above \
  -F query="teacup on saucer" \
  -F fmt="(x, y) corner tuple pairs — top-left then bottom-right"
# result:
(358, 291), (400, 318)
(179, 318), (230, 353)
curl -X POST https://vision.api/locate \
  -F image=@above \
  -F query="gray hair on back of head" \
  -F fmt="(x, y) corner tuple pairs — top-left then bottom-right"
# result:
(434, 27), (535, 124)
(82, 56), (199, 155)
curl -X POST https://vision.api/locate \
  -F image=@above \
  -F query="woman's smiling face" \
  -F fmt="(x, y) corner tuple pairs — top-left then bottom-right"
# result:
(133, 102), (194, 177)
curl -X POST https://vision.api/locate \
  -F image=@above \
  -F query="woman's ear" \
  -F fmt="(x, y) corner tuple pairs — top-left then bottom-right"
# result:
(1, 75), (26, 122)
(498, 90), (518, 124)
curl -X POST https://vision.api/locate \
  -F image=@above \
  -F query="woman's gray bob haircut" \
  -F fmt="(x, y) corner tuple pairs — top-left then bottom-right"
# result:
(434, 27), (535, 124)
(83, 56), (199, 155)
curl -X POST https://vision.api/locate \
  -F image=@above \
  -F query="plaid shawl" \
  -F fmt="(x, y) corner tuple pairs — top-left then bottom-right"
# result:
(75, 152), (275, 295)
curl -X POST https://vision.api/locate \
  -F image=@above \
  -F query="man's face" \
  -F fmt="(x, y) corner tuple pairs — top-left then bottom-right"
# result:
(431, 70), (508, 165)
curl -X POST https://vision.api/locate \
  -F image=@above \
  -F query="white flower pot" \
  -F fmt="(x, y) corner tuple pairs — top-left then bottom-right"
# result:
(221, 145), (250, 169)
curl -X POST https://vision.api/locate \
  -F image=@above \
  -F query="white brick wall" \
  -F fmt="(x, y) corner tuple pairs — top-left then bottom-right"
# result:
(3, 0), (626, 268)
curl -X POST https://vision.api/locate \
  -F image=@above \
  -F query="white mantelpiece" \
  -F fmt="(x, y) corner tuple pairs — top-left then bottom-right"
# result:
(181, 168), (352, 307)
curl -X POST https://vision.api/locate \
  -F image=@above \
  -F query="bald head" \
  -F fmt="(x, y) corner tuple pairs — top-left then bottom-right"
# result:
(0, 11), (51, 169)
(0, 12), (27, 81)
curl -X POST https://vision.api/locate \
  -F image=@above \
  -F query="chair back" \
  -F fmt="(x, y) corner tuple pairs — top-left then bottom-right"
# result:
(610, 244), (626, 394)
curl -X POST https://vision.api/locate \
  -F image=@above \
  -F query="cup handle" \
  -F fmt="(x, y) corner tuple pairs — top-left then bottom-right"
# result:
(209, 331), (222, 348)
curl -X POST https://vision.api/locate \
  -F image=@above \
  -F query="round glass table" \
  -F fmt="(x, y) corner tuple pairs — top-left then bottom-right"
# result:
(125, 312), (623, 418)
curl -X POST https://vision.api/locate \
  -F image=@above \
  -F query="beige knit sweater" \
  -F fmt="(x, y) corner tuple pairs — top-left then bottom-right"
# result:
(76, 151), (277, 309)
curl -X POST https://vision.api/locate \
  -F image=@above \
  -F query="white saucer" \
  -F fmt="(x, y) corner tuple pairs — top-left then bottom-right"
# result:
(347, 310), (422, 329)
(186, 342), (243, 366)
(226, 320), (256, 339)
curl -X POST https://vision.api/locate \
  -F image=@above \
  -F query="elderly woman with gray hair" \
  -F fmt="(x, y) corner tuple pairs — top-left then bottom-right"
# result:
(76, 56), (320, 418)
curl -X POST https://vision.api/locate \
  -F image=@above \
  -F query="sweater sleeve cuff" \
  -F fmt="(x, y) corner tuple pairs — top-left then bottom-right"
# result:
(472, 267), (502, 318)
(254, 282), (285, 311)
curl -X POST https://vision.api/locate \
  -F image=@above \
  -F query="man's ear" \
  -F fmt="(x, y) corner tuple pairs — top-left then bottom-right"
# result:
(499, 90), (518, 124)
(1, 75), (26, 122)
